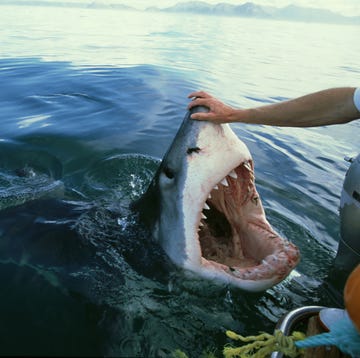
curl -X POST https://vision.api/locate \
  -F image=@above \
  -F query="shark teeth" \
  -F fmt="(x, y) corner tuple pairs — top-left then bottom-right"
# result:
(243, 161), (252, 171)
(199, 161), (253, 231)
(220, 178), (229, 187)
(228, 170), (237, 179)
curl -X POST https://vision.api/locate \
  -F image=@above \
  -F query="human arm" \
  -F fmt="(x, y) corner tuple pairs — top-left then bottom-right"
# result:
(188, 88), (360, 127)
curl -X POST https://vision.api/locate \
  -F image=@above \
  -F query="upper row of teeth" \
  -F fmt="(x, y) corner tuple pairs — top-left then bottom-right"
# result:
(201, 170), (236, 218)
(204, 162), (251, 206)
(201, 161), (252, 220)
(216, 169), (238, 188)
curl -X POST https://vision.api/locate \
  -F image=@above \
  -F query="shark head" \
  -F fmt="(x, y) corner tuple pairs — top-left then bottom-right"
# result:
(135, 106), (300, 292)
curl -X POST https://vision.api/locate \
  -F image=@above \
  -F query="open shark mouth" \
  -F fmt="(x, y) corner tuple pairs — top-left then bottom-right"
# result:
(197, 159), (300, 285)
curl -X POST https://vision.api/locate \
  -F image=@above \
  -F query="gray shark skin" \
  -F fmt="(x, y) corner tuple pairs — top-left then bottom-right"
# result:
(134, 106), (300, 292)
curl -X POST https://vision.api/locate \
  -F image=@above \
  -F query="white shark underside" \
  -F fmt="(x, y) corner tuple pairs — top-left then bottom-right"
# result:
(135, 106), (300, 292)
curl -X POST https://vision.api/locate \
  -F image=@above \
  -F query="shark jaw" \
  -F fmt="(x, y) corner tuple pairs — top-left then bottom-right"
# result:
(185, 158), (300, 292)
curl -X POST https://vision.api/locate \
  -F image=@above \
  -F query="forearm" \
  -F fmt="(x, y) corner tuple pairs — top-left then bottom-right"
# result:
(231, 87), (360, 127)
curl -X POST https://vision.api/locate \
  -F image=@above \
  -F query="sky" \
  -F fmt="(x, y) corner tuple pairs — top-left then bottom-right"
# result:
(13, 0), (360, 17)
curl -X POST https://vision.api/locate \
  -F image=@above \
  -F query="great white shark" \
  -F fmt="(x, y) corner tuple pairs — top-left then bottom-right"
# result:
(134, 105), (300, 292)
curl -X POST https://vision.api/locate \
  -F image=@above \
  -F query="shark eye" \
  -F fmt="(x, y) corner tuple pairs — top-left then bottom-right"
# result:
(163, 166), (175, 179)
(187, 147), (201, 155)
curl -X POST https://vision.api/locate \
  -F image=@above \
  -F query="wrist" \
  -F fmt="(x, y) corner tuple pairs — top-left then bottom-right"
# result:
(228, 108), (249, 123)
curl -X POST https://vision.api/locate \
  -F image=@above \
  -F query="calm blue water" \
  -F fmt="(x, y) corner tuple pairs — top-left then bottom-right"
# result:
(0, 5), (359, 357)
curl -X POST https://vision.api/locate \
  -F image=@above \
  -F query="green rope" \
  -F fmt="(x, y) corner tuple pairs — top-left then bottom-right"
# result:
(223, 329), (306, 358)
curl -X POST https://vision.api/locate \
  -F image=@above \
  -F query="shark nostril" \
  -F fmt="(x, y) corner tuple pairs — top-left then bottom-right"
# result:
(163, 166), (175, 179)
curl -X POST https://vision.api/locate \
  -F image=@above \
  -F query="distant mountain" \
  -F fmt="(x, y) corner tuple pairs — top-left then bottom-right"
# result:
(86, 1), (134, 10)
(1, 1), (359, 25)
(163, 1), (211, 13)
(159, 1), (268, 17)
(271, 3), (359, 24)
(234, 3), (269, 17)
(155, 1), (360, 25)
(161, 1), (269, 17)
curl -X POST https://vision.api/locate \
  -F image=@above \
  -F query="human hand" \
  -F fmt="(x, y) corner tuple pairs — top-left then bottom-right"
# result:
(187, 91), (235, 123)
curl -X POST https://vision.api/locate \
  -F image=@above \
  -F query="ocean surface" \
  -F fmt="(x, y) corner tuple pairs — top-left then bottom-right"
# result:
(0, 5), (359, 357)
